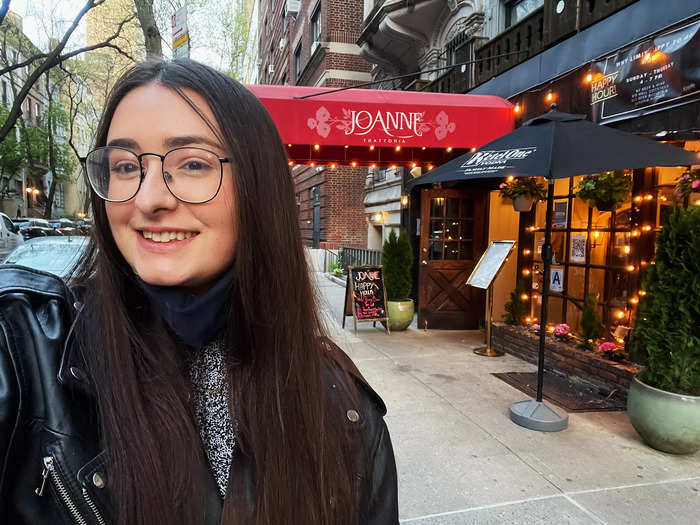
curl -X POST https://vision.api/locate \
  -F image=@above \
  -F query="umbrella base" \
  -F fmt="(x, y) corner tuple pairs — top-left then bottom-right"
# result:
(509, 399), (569, 432)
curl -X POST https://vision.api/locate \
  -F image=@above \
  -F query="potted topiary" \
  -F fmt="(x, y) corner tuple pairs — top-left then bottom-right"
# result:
(627, 206), (700, 454)
(381, 228), (414, 331)
(498, 177), (547, 212)
(575, 170), (632, 211)
(502, 280), (527, 325)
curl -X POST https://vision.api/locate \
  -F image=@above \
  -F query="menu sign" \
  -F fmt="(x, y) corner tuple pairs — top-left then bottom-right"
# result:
(467, 241), (516, 290)
(591, 20), (700, 122)
(342, 266), (390, 334)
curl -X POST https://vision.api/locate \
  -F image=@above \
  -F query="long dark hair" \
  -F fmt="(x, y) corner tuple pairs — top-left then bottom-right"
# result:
(73, 59), (357, 525)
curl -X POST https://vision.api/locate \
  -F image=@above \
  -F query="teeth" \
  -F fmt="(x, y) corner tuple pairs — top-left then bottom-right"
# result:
(142, 231), (196, 242)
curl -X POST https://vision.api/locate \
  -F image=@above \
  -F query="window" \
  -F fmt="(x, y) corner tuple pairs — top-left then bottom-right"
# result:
(518, 171), (662, 337)
(428, 197), (476, 261)
(282, 2), (288, 32)
(310, 3), (321, 45)
(506, 0), (544, 28)
(294, 43), (302, 81)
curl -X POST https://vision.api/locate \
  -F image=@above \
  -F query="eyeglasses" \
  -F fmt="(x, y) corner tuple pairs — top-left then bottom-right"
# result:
(81, 146), (231, 204)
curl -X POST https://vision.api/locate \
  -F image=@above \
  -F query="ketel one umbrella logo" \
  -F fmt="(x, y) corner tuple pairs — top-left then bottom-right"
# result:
(462, 147), (537, 167)
(307, 106), (457, 140)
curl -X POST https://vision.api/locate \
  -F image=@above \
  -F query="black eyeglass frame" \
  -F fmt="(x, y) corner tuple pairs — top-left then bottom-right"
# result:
(80, 146), (231, 204)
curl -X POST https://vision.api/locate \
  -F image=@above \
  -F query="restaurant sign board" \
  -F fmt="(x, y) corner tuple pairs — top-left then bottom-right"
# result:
(591, 20), (700, 123)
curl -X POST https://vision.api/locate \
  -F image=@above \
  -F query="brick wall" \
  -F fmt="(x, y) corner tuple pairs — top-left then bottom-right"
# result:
(491, 323), (641, 395)
(257, 0), (371, 248)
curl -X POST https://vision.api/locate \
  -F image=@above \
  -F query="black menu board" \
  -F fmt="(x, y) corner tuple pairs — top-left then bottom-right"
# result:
(342, 265), (390, 334)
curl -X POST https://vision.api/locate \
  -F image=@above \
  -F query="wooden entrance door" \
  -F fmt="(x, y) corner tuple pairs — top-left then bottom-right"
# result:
(418, 188), (487, 329)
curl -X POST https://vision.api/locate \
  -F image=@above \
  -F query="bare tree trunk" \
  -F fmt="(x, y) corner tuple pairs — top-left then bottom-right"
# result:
(134, 0), (163, 59)
(43, 75), (57, 219)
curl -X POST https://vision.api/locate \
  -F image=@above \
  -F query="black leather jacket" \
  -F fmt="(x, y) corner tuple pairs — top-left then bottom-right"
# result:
(0, 266), (399, 524)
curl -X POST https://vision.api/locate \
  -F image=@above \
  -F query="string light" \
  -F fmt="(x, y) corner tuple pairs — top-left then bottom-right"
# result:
(632, 229), (640, 237)
(507, 175), (514, 182)
(585, 72), (593, 83)
(616, 310), (626, 319)
(642, 225), (652, 232)
(545, 90), (554, 102)
(427, 164), (434, 171)
(639, 290), (647, 296)
(633, 195), (643, 203)
(330, 163), (337, 170)
(525, 316), (533, 323)
(630, 297), (639, 304)
(313, 144), (320, 151)
(593, 231), (600, 239)
(287, 144), (292, 147)
(527, 226), (536, 232)
(370, 163), (377, 169)
(514, 103), (521, 113)
(288, 160), (294, 166)
(411, 162), (417, 168)
(344, 145), (349, 149)
(350, 161), (358, 167)
(421, 146), (426, 150)
(523, 249), (531, 255)
(644, 194), (654, 200)
(623, 245), (631, 254)
(446, 147), (453, 152)
(470, 147), (476, 153)
(395, 145), (402, 152)
(522, 269), (531, 276)
(390, 164), (397, 169)
(369, 145), (375, 151)
(521, 294), (529, 301)
(626, 265), (635, 272)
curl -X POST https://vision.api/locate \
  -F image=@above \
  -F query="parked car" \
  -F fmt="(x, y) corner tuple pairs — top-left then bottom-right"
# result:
(49, 218), (83, 236)
(18, 218), (63, 240)
(2, 236), (89, 279)
(75, 217), (93, 235)
(0, 212), (24, 258)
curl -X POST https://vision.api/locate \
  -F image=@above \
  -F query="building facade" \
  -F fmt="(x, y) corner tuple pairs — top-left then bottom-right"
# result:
(0, 11), (87, 218)
(256, 0), (373, 248)
(357, 0), (700, 337)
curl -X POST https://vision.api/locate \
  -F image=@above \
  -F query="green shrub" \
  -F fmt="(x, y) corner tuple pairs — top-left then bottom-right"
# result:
(502, 280), (527, 325)
(575, 170), (632, 210)
(580, 294), (604, 349)
(382, 229), (413, 301)
(629, 206), (700, 395)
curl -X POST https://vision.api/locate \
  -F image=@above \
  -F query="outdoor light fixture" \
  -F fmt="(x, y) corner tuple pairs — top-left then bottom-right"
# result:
(410, 167), (422, 178)
(32, 189), (39, 195)
(26, 187), (32, 193)
(374, 212), (382, 222)
(401, 195), (408, 206)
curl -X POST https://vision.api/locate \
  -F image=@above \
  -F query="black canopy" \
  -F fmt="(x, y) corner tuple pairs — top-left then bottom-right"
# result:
(409, 109), (699, 187)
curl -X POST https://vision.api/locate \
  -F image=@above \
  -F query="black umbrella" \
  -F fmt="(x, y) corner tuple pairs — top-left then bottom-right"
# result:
(409, 108), (699, 431)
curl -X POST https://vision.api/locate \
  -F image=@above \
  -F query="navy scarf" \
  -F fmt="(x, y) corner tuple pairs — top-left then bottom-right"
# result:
(137, 268), (235, 347)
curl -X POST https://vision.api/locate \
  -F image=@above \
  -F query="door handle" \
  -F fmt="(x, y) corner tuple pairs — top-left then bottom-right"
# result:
(421, 260), (427, 265)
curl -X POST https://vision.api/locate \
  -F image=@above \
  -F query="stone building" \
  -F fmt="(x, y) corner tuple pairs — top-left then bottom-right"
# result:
(256, 0), (373, 248)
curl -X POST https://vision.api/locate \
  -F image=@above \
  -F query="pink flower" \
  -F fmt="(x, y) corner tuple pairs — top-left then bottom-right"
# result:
(554, 323), (570, 336)
(598, 342), (617, 352)
(680, 174), (689, 180)
(531, 324), (540, 332)
(499, 182), (507, 188)
(692, 179), (700, 189)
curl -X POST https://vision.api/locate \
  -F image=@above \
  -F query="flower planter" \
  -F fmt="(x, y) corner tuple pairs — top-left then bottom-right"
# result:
(593, 200), (619, 212)
(512, 195), (535, 212)
(386, 299), (414, 331)
(627, 376), (700, 454)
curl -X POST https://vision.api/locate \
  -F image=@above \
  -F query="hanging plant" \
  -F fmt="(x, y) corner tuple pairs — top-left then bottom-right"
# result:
(674, 168), (700, 200)
(575, 170), (632, 211)
(498, 177), (547, 212)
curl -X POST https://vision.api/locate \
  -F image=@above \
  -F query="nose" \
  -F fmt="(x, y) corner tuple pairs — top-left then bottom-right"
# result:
(132, 154), (178, 213)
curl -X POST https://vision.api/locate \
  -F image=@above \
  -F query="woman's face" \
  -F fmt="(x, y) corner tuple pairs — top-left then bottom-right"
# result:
(105, 83), (237, 293)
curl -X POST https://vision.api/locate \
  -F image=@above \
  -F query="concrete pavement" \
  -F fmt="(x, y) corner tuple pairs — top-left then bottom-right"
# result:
(312, 271), (700, 524)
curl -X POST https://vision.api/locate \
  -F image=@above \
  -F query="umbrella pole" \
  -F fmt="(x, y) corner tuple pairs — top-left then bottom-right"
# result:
(508, 175), (568, 432)
(536, 177), (555, 402)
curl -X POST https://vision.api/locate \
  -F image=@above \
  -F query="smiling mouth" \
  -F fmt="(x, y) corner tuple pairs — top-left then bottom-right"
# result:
(139, 230), (199, 243)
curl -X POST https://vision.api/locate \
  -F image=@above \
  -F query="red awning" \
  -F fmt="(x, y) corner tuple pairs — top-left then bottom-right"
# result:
(247, 84), (514, 168)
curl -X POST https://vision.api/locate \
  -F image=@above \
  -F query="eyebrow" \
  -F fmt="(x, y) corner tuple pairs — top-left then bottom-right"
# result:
(106, 135), (225, 152)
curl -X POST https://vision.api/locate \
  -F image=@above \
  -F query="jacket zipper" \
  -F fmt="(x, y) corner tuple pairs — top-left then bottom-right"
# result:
(36, 455), (92, 525)
(82, 487), (106, 525)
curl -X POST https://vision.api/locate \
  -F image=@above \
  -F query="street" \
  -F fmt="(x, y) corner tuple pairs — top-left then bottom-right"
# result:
(313, 271), (700, 524)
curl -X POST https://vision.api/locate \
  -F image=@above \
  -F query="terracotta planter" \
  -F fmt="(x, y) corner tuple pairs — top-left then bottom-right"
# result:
(512, 195), (535, 212)
(627, 376), (700, 454)
(385, 299), (414, 331)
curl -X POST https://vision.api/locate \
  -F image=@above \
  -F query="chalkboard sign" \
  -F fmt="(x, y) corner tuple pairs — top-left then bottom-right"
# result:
(342, 265), (390, 334)
(466, 241), (516, 289)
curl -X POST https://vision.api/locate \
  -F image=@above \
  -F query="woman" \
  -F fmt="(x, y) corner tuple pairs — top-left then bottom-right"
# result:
(0, 60), (398, 525)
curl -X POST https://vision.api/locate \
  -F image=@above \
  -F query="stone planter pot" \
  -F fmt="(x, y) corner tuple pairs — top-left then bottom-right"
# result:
(386, 299), (414, 331)
(627, 376), (700, 454)
(512, 195), (535, 212)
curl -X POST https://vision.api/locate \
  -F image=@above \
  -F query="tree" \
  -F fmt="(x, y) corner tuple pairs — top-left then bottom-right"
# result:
(0, 0), (136, 143)
(382, 229), (413, 301)
(134, 0), (163, 58)
(0, 103), (24, 199)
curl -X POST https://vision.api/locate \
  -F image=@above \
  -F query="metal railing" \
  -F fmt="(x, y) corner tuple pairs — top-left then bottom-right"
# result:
(339, 246), (382, 268)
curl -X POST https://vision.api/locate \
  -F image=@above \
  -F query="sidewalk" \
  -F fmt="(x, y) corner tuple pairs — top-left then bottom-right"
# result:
(312, 271), (700, 524)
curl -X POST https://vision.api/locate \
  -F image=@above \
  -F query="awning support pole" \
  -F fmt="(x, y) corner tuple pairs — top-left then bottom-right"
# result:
(536, 176), (554, 402)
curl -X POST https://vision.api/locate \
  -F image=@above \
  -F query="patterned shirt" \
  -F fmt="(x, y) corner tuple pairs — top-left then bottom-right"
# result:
(187, 339), (235, 498)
